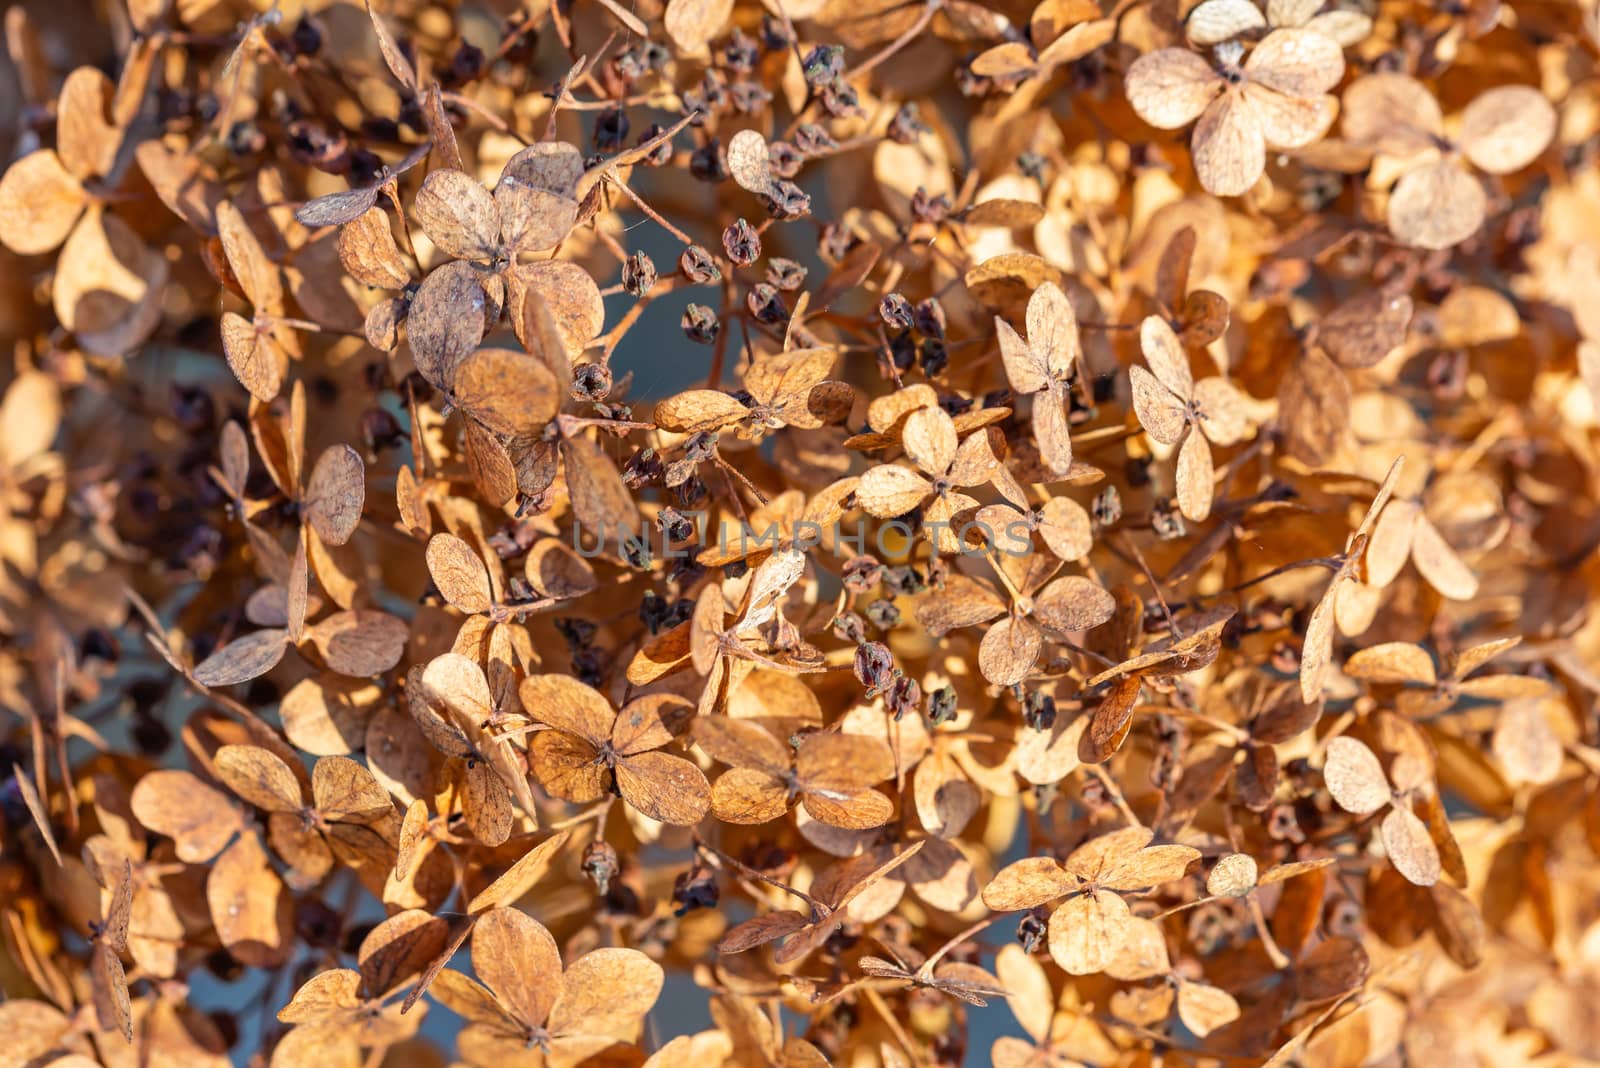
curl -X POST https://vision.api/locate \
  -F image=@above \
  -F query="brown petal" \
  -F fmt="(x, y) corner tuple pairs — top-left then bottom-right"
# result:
(902, 407), (958, 477)
(1032, 385), (1074, 476)
(215, 744), (304, 812)
(454, 348), (560, 439)
(653, 389), (750, 434)
(857, 464), (932, 518)
(718, 910), (808, 953)
(692, 717), (789, 772)
(1047, 890), (1131, 975)
(305, 445), (365, 547)
(408, 260), (489, 392)
(426, 534), (493, 615)
(983, 857), (1076, 911)
(710, 767), (790, 824)
(801, 788), (895, 830)
(472, 907), (562, 1028)
(305, 611), (408, 677)
(797, 732), (895, 792)
(616, 751), (711, 826)
(311, 756), (391, 823)
(337, 207), (411, 289)
(1027, 282), (1080, 379)
(208, 833), (293, 968)
(528, 731), (608, 803)
(413, 169), (498, 261)
(1130, 365), (1188, 445)
(215, 200), (281, 312)
(547, 947), (663, 1037)
(193, 629), (288, 687)
(130, 770), (242, 863)
(520, 675), (615, 744)
(1409, 513), (1478, 600)
(1101, 844), (1201, 891)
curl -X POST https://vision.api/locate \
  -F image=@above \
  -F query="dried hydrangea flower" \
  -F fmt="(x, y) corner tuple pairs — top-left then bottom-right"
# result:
(1126, 30), (1345, 196)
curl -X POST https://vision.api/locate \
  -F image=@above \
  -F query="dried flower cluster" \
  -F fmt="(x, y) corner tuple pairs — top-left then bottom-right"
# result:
(1, 0), (1598, 1065)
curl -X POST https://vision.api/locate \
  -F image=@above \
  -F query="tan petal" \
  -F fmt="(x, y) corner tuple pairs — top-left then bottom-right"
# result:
(1380, 804), (1441, 886)
(1410, 513), (1478, 600)
(1193, 377), (1250, 445)
(857, 464), (932, 517)
(1244, 27), (1344, 96)
(1344, 641), (1437, 686)
(1458, 84), (1555, 175)
(1033, 385), (1074, 476)
(1139, 314), (1194, 399)
(1033, 576), (1116, 633)
(1243, 83), (1337, 150)
(1176, 981), (1240, 1037)
(454, 348), (561, 439)
(1364, 498), (1418, 589)
(1299, 583), (1339, 703)
(1323, 736), (1389, 815)
(1341, 72), (1442, 154)
(797, 732), (895, 792)
(0, 149), (85, 254)
(408, 260), (489, 392)
(528, 731), (608, 803)
(193, 629), (288, 687)
(1387, 159), (1485, 251)
(1101, 844), (1200, 891)
(547, 948), (663, 1036)
(1125, 48), (1222, 129)
(800, 787), (896, 829)
(663, 0), (734, 52)
(902, 406), (958, 477)
(1192, 90), (1266, 197)
(653, 389), (750, 434)
(1130, 365), (1188, 445)
(1175, 430), (1214, 522)
(1047, 890), (1130, 975)
(1187, 0), (1266, 44)
(978, 616), (1042, 686)
(1026, 281), (1080, 379)
(996, 316), (1048, 395)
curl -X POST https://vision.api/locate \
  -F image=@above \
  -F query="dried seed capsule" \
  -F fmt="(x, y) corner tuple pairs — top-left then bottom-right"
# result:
(583, 841), (621, 895)
(746, 283), (787, 324)
(880, 293), (914, 331)
(927, 685), (958, 726)
(682, 304), (720, 344)
(680, 244), (722, 284)
(622, 251), (657, 296)
(722, 218), (761, 266)
(802, 44), (844, 87)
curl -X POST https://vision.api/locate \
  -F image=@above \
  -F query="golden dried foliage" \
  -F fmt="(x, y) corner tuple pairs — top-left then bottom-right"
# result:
(0, 0), (1597, 1065)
